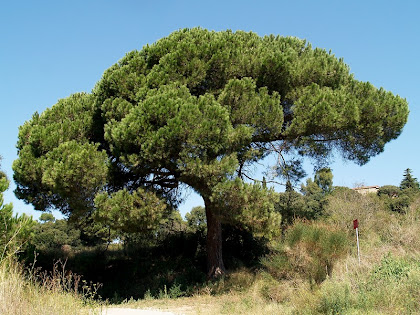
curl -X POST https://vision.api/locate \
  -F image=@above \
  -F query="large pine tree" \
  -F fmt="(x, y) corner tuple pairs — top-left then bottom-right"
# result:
(13, 29), (408, 278)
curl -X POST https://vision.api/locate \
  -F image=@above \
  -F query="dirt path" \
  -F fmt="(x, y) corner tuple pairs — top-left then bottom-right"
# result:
(101, 308), (178, 315)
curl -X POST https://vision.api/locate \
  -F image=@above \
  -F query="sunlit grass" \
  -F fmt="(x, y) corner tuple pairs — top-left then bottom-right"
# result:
(3, 192), (419, 314)
(0, 258), (103, 315)
(115, 194), (420, 314)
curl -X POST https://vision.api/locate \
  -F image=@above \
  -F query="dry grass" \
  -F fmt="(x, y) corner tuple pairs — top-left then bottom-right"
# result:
(3, 191), (418, 314)
(116, 193), (420, 314)
(0, 258), (102, 315)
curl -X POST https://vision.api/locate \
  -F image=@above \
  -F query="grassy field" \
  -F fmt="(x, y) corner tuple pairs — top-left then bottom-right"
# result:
(115, 190), (420, 314)
(115, 256), (420, 314)
(2, 190), (420, 314)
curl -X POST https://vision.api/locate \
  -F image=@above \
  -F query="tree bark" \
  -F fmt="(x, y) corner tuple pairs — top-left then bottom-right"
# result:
(204, 197), (225, 279)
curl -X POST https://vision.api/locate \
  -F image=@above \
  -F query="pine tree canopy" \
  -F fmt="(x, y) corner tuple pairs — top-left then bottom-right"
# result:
(13, 28), (409, 277)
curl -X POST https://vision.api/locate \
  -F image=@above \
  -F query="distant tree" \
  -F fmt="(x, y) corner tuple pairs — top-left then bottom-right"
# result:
(73, 216), (115, 247)
(277, 168), (334, 225)
(275, 189), (305, 226)
(400, 168), (420, 190)
(378, 183), (417, 214)
(301, 168), (334, 218)
(13, 29), (409, 278)
(314, 168), (333, 194)
(157, 210), (187, 236)
(377, 185), (400, 198)
(39, 212), (55, 223)
(32, 215), (82, 251)
(185, 206), (207, 233)
(301, 178), (323, 196)
(0, 158), (34, 259)
(0, 158), (5, 180)
(38, 213), (113, 248)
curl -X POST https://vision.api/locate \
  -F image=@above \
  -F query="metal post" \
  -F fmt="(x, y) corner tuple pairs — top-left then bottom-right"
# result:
(355, 227), (360, 265)
(353, 219), (360, 265)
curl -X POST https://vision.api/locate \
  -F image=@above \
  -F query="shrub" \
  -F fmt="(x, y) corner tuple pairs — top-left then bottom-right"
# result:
(262, 222), (349, 285)
(369, 253), (410, 285)
(317, 281), (352, 315)
(377, 185), (400, 198)
(389, 194), (411, 213)
(324, 187), (397, 244)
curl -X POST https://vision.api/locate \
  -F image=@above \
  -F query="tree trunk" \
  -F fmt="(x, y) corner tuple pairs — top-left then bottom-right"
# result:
(204, 197), (225, 279)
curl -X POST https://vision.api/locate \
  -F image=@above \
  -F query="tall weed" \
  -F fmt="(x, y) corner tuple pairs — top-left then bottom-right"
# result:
(0, 257), (102, 315)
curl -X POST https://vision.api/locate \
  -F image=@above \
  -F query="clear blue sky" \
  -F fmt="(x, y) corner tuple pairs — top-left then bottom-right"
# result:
(1, 0), (419, 219)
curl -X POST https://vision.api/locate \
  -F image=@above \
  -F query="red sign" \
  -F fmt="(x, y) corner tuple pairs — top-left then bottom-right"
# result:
(353, 219), (359, 229)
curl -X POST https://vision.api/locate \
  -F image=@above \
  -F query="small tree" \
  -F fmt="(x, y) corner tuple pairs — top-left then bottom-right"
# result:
(299, 168), (334, 220)
(39, 212), (55, 223)
(400, 168), (420, 190)
(314, 168), (333, 195)
(186, 206), (207, 233)
(0, 159), (33, 260)
(32, 217), (82, 251)
(275, 189), (305, 226)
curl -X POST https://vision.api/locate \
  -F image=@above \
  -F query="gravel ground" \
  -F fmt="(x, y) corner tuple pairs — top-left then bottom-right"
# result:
(101, 308), (177, 315)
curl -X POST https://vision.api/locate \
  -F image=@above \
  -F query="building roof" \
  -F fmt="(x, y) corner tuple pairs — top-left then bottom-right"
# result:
(353, 185), (380, 190)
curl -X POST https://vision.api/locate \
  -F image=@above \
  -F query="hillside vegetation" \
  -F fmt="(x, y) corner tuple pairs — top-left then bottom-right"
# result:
(119, 185), (420, 314)
(3, 167), (420, 314)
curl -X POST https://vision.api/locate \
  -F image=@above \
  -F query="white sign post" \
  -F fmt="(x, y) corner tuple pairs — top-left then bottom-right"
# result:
(353, 219), (360, 265)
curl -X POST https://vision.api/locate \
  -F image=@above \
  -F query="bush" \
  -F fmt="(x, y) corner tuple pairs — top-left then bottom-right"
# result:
(378, 184), (420, 214)
(262, 222), (349, 285)
(369, 253), (410, 285)
(377, 185), (400, 198)
(317, 281), (352, 315)
(389, 194), (412, 213)
(324, 187), (397, 243)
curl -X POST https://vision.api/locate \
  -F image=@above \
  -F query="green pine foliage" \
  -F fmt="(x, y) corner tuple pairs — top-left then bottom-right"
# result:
(275, 168), (333, 225)
(378, 169), (420, 213)
(13, 28), (408, 276)
(185, 206), (207, 233)
(400, 168), (420, 190)
(31, 215), (82, 251)
(94, 188), (170, 233)
(0, 163), (34, 261)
